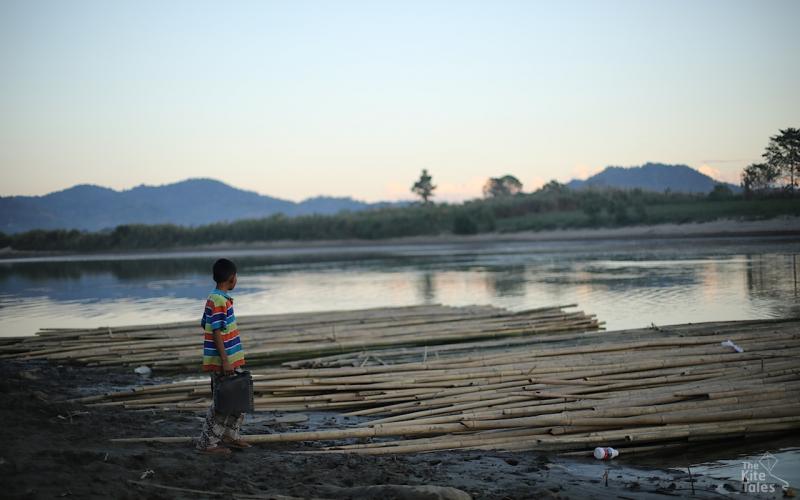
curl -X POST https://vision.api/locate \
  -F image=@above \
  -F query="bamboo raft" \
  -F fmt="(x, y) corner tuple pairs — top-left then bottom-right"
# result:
(0, 304), (600, 371)
(89, 316), (800, 455)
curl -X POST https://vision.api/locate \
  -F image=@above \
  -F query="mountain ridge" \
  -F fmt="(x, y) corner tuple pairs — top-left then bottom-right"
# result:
(1, 164), (740, 234)
(0, 178), (381, 234)
(566, 162), (740, 193)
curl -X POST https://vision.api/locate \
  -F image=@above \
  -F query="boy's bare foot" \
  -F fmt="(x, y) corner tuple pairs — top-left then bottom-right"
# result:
(196, 446), (232, 456)
(222, 437), (252, 449)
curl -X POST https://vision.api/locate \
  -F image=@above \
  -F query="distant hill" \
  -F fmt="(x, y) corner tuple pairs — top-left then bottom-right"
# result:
(566, 163), (741, 194)
(0, 178), (392, 234)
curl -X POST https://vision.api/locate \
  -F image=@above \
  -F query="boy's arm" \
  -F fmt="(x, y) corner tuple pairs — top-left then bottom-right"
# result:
(212, 329), (233, 375)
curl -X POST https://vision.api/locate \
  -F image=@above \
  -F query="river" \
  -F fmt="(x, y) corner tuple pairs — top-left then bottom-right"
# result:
(1, 235), (798, 336)
(1, 234), (799, 487)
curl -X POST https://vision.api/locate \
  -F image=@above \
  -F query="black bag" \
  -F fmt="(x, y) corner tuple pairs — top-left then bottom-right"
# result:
(213, 370), (254, 415)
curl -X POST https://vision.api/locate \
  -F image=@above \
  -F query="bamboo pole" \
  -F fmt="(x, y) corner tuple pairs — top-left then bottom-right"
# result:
(21, 313), (791, 456)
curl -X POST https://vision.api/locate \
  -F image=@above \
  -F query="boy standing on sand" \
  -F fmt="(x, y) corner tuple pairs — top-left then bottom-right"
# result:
(196, 258), (252, 455)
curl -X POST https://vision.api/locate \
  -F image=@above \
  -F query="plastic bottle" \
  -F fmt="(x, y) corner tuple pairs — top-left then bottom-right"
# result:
(593, 447), (619, 460)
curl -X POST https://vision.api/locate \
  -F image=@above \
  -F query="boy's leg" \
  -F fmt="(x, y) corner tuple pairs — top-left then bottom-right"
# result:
(197, 404), (227, 450)
(222, 412), (251, 448)
(222, 412), (245, 440)
(220, 367), (250, 447)
(196, 374), (228, 450)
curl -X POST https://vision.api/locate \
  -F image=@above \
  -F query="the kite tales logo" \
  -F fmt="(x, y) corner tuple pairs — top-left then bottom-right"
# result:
(741, 452), (789, 493)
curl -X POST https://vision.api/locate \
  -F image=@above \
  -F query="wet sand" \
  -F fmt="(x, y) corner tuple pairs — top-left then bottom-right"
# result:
(1, 360), (790, 499)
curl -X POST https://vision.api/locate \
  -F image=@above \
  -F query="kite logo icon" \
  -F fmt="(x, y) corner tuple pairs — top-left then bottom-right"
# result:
(758, 452), (788, 490)
(741, 452), (788, 493)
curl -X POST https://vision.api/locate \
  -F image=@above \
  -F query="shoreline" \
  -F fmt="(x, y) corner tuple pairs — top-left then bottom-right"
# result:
(1, 359), (791, 499)
(2, 216), (800, 262)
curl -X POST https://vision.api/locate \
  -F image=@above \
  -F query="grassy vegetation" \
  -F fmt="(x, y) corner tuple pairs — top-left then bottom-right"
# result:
(645, 199), (800, 223)
(2, 188), (798, 253)
(496, 198), (800, 232)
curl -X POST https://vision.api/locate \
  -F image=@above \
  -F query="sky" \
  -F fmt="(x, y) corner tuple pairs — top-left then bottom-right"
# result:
(1, 0), (798, 202)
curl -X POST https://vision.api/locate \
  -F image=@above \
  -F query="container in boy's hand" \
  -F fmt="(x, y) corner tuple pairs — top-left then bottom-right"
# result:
(593, 447), (619, 460)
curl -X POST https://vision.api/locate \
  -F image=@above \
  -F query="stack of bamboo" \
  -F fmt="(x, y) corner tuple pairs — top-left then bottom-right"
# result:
(0, 304), (599, 371)
(104, 318), (800, 455)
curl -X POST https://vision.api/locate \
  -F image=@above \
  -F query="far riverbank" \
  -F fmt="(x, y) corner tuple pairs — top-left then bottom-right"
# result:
(2, 216), (799, 262)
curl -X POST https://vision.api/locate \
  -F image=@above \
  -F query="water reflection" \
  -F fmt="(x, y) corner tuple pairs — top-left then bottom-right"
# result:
(417, 272), (436, 304)
(1, 237), (799, 336)
(484, 265), (527, 297)
(746, 253), (800, 318)
(0, 258), (210, 282)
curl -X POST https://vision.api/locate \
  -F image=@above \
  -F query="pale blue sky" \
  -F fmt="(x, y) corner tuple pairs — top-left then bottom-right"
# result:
(1, 0), (797, 201)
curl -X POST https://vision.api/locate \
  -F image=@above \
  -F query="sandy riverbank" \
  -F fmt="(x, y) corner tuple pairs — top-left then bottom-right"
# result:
(1, 359), (790, 500)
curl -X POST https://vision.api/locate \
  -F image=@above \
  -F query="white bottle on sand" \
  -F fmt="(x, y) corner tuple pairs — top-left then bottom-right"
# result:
(593, 447), (619, 460)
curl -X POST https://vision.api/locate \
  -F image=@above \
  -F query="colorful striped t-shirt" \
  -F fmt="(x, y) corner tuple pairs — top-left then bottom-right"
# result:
(200, 288), (245, 372)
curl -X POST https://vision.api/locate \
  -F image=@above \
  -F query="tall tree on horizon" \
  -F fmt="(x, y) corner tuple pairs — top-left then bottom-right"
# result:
(763, 127), (800, 193)
(411, 169), (436, 204)
(741, 163), (780, 196)
(483, 175), (523, 198)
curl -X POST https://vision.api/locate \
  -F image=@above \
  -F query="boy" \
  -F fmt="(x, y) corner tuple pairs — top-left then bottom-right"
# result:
(196, 258), (252, 455)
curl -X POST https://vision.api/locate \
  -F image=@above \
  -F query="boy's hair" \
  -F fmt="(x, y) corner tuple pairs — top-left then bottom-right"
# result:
(213, 258), (237, 284)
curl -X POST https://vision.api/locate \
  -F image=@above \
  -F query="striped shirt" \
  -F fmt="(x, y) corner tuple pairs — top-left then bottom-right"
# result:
(200, 288), (245, 372)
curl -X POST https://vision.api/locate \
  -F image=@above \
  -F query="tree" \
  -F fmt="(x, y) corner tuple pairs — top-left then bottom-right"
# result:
(483, 175), (523, 198)
(763, 127), (800, 193)
(741, 163), (779, 196)
(452, 212), (479, 235)
(411, 169), (436, 203)
(580, 194), (605, 225)
(708, 183), (733, 200)
(539, 180), (567, 194)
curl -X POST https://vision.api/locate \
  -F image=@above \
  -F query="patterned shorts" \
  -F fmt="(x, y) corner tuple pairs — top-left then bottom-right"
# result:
(196, 370), (245, 450)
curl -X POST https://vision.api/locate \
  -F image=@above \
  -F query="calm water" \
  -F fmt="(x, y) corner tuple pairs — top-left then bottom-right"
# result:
(1, 235), (799, 484)
(1, 235), (798, 336)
